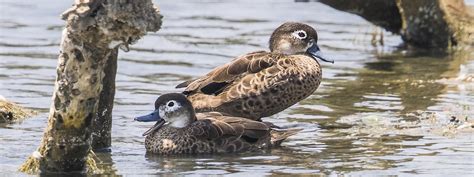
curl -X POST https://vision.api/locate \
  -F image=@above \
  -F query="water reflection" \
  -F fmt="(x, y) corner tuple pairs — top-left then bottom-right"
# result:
(298, 50), (470, 121)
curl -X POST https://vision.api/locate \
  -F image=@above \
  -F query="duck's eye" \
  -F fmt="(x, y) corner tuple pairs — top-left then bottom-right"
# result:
(292, 30), (307, 39)
(298, 32), (306, 38)
(167, 101), (174, 107)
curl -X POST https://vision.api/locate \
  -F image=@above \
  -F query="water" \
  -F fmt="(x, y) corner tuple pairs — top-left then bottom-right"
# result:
(1, 0), (473, 176)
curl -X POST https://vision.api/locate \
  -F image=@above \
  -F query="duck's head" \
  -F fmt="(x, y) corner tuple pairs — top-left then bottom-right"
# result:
(135, 93), (196, 136)
(269, 22), (333, 63)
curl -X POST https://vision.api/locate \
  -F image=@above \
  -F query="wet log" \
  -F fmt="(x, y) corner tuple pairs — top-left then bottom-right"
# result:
(396, 0), (474, 48)
(319, 0), (402, 33)
(319, 0), (474, 49)
(92, 48), (117, 150)
(19, 0), (161, 174)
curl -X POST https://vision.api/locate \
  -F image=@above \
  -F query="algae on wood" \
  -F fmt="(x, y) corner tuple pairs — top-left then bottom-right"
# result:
(0, 96), (36, 123)
(19, 0), (162, 174)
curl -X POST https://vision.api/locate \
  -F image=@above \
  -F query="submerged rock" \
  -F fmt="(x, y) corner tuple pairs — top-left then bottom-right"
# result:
(336, 110), (473, 139)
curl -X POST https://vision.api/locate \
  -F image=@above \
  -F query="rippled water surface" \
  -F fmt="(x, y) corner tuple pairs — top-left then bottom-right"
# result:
(1, 0), (473, 176)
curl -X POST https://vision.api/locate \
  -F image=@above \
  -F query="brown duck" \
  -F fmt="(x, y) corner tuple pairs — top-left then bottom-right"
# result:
(135, 93), (301, 154)
(176, 22), (334, 120)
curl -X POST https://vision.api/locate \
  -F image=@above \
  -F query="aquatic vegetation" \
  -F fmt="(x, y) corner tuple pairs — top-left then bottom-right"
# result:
(0, 96), (36, 123)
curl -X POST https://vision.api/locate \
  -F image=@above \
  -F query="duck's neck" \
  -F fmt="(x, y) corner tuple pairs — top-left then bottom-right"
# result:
(168, 109), (197, 129)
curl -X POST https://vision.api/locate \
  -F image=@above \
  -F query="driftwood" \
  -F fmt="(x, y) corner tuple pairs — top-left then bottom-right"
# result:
(19, 0), (161, 174)
(319, 0), (474, 49)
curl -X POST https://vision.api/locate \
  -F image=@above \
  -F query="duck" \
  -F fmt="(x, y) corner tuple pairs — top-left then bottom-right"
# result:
(176, 22), (334, 120)
(135, 93), (301, 154)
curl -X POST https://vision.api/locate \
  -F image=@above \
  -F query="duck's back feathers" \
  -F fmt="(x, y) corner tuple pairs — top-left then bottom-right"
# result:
(179, 50), (273, 96)
(183, 51), (321, 120)
(195, 112), (270, 142)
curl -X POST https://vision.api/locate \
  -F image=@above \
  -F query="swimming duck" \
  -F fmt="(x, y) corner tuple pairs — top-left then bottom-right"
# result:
(176, 22), (333, 120)
(135, 93), (301, 154)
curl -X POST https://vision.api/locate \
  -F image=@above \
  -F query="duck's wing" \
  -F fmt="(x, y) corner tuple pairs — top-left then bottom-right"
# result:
(176, 51), (276, 95)
(193, 113), (270, 141)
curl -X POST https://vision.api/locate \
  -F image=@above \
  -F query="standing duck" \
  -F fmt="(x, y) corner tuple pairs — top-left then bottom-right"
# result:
(135, 93), (301, 154)
(176, 22), (334, 120)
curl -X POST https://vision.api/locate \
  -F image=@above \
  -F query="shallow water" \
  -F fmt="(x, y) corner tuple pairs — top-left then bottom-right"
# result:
(1, 0), (473, 176)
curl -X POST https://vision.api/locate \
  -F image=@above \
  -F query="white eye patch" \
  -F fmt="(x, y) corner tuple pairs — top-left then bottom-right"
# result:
(165, 100), (180, 111)
(291, 30), (307, 40)
(159, 100), (181, 118)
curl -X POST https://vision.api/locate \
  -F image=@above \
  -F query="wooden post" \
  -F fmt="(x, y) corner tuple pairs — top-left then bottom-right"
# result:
(92, 48), (117, 150)
(19, 0), (162, 174)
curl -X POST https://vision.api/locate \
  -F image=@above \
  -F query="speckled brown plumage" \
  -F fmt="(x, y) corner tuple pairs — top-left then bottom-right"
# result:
(179, 52), (321, 120)
(144, 112), (300, 154)
(135, 93), (301, 154)
(176, 22), (332, 120)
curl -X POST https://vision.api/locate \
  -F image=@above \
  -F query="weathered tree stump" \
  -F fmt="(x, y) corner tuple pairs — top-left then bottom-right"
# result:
(19, 0), (161, 174)
(319, 0), (474, 49)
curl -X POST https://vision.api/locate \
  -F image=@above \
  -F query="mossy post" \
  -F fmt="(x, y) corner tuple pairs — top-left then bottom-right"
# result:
(319, 0), (473, 49)
(19, 0), (161, 174)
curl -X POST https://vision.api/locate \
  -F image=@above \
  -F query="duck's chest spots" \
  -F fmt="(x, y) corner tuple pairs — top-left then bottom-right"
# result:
(234, 57), (322, 117)
(161, 139), (177, 149)
(145, 127), (216, 154)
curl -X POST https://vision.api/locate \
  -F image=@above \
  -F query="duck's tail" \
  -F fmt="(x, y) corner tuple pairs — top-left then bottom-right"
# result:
(270, 127), (303, 146)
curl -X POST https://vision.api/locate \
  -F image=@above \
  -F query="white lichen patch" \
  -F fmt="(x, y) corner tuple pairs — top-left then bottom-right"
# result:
(32, 151), (43, 159)
(108, 40), (123, 49)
